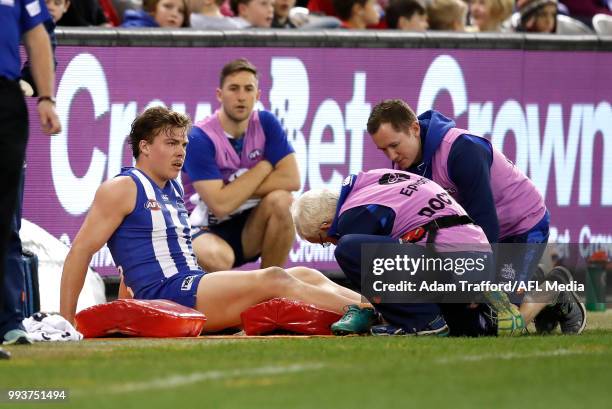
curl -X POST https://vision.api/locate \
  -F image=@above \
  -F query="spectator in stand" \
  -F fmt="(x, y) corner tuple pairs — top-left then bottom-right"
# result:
(46, 0), (72, 23)
(385, 0), (428, 31)
(469, 0), (514, 31)
(332, 0), (380, 28)
(57, 0), (111, 26)
(560, 1), (612, 26)
(111, 0), (143, 25)
(308, 0), (337, 16)
(427, 0), (467, 31)
(230, 0), (275, 27)
(189, 0), (240, 28)
(272, 0), (297, 27)
(516, 0), (557, 33)
(122, 0), (190, 27)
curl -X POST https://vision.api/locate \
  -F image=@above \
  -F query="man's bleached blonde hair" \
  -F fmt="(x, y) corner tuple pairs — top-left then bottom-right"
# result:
(291, 189), (339, 240)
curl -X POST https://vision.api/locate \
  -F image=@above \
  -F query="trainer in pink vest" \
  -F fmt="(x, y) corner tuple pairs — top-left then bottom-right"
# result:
(431, 129), (546, 240)
(339, 169), (490, 247)
(182, 110), (268, 214)
(195, 109), (267, 184)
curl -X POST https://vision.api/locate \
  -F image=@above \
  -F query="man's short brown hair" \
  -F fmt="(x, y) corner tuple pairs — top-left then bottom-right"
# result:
(367, 99), (418, 135)
(129, 106), (191, 159)
(219, 58), (259, 87)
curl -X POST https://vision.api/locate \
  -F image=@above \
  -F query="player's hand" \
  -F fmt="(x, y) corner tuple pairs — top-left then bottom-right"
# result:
(38, 101), (61, 134)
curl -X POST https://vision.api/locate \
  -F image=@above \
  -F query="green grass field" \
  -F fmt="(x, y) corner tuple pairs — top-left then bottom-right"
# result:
(1, 311), (611, 409)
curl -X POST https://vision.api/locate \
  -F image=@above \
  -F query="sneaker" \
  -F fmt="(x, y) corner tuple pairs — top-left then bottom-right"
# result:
(532, 265), (547, 283)
(3, 329), (32, 345)
(0, 348), (10, 360)
(533, 306), (559, 334)
(535, 266), (587, 335)
(331, 305), (378, 335)
(483, 291), (526, 336)
(370, 315), (449, 337)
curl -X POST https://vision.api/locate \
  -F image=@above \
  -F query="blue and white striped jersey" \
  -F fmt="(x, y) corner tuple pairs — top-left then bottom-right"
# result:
(107, 167), (201, 296)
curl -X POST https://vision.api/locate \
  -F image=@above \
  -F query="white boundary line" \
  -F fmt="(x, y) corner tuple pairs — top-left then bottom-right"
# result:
(73, 363), (325, 396)
(435, 348), (601, 364)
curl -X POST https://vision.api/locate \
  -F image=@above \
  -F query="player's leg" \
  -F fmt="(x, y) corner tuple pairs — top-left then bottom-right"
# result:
(242, 190), (294, 268)
(191, 228), (235, 272)
(498, 213), (551, 328)
(285, 267), (363, 303)
(333, 234), (447, 336)
(195, 267), (359, 332)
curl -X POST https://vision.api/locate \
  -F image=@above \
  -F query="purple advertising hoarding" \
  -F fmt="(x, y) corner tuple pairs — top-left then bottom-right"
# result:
(23, 46), (612, 275)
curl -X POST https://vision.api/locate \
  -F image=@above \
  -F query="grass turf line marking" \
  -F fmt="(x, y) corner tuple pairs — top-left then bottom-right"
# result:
(74, 363), (325, 396)
(434, 348), (603, 364)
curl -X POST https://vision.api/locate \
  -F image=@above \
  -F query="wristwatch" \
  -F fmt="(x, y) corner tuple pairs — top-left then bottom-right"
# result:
(37, 96), (56, 105)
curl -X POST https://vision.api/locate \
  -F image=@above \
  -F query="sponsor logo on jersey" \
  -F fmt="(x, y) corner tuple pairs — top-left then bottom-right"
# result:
(378, 172), (411, 185)
(181, 275), (196, 291)
(144, 199), (162, 211)
(25, 0), (41, 16)
(342, 175), (354, 186)
(500, 263), (516, 281)
(161, 194), (169, 202)
(248, 149), (262, 160)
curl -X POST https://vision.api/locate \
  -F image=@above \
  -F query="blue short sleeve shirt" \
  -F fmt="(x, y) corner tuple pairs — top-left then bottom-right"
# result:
(1, 0), (51, 80)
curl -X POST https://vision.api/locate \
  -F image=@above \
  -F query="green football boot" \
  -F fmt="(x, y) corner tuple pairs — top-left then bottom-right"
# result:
(331, 305), (378, 336)
(484, 291), (526, 337)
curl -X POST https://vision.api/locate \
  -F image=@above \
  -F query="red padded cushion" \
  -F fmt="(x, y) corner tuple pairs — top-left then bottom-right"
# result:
(75, 299), (206, 338)
(240, 298), (342, 335)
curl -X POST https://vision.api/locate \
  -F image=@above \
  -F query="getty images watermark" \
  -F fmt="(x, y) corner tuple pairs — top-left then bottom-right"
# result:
(361, 243), (592, 304)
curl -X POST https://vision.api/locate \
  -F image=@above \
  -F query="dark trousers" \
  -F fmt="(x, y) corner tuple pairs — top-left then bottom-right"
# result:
(334, 234), (441, 332)
(334, 234), (496, 336)
(0, 78), (29, 336)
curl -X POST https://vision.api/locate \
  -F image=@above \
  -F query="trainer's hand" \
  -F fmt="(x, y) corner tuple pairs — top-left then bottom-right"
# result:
(38, 100), (61, 134)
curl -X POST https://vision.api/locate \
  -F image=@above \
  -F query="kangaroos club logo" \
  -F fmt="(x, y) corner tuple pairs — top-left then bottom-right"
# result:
(378, 173), (411, 185)
(248, 149), (262, 160)
(144, 199), (162, 211)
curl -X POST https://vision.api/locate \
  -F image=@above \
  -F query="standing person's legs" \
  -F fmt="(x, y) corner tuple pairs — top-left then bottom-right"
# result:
(195, 267), (359, 332)
(1, 172), (27, 339)
(0, 79), (29, 341)
(242, 190), (295, 268)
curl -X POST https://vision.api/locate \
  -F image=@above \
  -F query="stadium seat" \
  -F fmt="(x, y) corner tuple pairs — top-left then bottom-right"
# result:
(556, 14), (593, 34)
(507, 12), (593, 34)
(75, 299), (207, 338)
(240, 298), (342, 336)
(593, 14), (612, 35)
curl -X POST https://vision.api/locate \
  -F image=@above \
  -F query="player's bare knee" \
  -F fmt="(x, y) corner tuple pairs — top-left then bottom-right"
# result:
(261, 190), (293, 219)
(289, 267), (318, 282)
(258, 266), (293, 291)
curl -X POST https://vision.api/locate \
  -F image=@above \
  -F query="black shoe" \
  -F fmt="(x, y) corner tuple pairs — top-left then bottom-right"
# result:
(534, 267), (587, 335)
(0, 348), (10, 360)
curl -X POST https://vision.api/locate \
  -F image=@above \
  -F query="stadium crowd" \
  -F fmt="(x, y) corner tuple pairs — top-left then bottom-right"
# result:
(49, 0), (612, 34)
